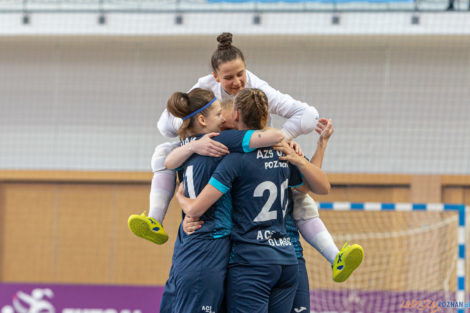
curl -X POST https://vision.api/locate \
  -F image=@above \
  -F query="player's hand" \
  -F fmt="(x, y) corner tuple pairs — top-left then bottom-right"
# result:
(315, 118), (334, 144)
(191, 132), (229, 157)
(287, 140), (304, 157)
(273, 141), (307, 167)
(182, 216), (204, 235)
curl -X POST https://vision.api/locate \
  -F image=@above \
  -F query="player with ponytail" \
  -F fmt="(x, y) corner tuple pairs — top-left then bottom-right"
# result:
(129, 33), (363, 295)
(157, 88), (285, 313)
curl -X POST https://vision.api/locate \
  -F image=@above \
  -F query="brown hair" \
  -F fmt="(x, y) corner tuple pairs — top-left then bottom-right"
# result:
(211, 33), (246, 72)
(234, 88), (268, 130)
(166, 88), (215, 138)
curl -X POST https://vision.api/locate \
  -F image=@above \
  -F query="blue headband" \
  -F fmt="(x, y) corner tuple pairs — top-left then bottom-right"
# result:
(182, 97), (217, 121)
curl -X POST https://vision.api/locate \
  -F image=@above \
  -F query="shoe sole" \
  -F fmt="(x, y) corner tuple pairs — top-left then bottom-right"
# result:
(128, 215), (168, 245)
(333, 245), (364, 283)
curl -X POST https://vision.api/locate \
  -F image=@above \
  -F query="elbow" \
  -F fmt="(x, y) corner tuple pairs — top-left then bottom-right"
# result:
(318, 183), (331, 195)
(311, 182), (330, 195)
(163, 159), (175, 170)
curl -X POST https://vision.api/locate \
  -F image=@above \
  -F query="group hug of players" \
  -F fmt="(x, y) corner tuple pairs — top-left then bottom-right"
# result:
(127, 33), (364, 313)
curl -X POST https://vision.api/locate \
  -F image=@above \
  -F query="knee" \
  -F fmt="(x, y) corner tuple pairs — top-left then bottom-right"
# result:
(151, 142), (177, 172)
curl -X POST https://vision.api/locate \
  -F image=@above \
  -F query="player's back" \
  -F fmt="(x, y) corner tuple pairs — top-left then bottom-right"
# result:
(180, 130), (254, 239)
(182, 151), (231, 239)
(210, 147), (302, 266)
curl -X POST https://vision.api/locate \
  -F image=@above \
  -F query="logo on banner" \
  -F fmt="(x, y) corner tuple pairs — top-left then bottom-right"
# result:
(1, 288), (142, 313)
(2, 288), (55, 313)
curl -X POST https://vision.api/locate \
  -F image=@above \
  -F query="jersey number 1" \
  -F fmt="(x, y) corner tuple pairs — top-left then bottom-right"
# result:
(185, 165), (197, 199)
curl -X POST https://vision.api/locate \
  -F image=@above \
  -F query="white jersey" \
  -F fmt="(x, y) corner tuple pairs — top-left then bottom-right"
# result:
(157, 70), (319, 139)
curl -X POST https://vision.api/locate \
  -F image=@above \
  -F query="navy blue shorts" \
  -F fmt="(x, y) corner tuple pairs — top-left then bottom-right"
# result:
(291, 257), (310, 313)
(160, 262), (177, 313)
(160, 228), (185, 313)
(226, 263), (298, 313)
(172, 236), (231, 313)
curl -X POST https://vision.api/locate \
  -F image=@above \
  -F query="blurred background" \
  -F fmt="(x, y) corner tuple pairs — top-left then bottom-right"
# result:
(0, 1), (469, 312)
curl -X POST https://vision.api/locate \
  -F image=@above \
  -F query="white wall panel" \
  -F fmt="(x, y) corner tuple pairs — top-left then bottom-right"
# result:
(0, 35), (468, 173)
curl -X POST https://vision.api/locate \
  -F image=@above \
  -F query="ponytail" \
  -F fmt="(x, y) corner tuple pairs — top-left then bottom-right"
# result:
(167, 88), (215, 138)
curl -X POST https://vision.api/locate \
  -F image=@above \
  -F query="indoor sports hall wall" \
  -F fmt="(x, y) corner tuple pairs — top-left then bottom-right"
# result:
(1, 35), (469, 174)
(0, 172), (468, 289)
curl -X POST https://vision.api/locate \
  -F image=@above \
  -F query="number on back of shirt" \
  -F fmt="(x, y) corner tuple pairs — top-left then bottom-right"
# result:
(253, 179), (289, 222)
(185, 165), (197, 199)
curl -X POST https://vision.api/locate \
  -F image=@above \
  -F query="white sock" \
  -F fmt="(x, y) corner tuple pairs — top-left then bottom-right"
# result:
(297, 217), (339, 265)
(148, 142), (179, 224)
(149, 170), (176, 224)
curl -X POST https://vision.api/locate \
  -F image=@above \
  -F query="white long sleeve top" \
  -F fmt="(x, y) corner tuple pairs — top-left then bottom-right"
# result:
(157, 70), (319, 140)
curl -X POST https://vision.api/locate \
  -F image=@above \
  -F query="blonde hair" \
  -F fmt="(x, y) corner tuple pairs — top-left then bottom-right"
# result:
(220, 99), (234, 110)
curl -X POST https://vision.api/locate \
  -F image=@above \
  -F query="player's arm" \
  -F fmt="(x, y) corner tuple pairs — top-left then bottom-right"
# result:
(296, 118), (333, 193)
(165, 128), (283, 169)
(164, 133), (229, 170)
(275, 119), (334, 193)
(176, 155), (237, 218)
(176, 182), (224, 218)
(248, 70), (319, 140)
(221, 128), (284, 153)
(248, 127), (284, 150)
(311, 118), (333, 168)
(274, 141), (330, 195)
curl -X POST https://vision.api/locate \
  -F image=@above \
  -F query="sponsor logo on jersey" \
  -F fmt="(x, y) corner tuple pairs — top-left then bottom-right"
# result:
(256, 230), (292, 247)
(201, 305), (215, 313)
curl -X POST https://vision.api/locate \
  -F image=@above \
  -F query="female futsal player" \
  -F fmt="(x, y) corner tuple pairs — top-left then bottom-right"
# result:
(179, 99), (363, 313)
(158, 88), (286, 313)
(130, 32), (317, 240)
(128, 32), (361, 283)
(176, 88), (331, 313)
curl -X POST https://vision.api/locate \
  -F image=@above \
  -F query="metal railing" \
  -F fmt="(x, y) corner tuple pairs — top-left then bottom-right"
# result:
(0, 0), (469, 13)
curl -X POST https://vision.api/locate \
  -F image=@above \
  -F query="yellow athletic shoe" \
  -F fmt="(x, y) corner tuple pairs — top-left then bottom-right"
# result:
(332, 242), (364, 283)
(128, 212), (168, 245)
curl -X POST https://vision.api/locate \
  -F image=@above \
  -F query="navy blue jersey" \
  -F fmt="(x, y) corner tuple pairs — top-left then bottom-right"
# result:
(285, 217), (302, 259)
(285, 158), (311, 259)
(180, 129), (256, 239)
(209, 148), (304, 265)
(173, 169), (186, 248)
(285, 195), (303, 259)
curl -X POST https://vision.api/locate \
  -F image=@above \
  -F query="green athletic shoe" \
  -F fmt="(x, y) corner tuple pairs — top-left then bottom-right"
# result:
(128, 212), (168, 245)
(332, 242), (364, 283)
